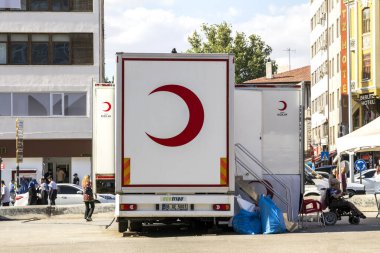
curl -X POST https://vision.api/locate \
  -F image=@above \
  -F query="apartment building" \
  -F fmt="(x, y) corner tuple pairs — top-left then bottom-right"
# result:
(310, 0), (342, 162)
(0, 0), (104, 185)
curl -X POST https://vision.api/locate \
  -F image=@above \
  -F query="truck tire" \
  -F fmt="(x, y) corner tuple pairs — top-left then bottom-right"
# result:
(118, 221), (128, 233)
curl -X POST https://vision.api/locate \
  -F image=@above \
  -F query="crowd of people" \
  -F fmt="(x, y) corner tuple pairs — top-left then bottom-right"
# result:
(0, 173), (81, 207)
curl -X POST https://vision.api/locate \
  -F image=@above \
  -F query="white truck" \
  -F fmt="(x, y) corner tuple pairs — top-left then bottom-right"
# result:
(114, 53), (235, 232)
(234, 84), (303, 220)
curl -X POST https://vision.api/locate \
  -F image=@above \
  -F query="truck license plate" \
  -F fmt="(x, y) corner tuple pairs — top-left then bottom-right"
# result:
(161, 204), (188, 211)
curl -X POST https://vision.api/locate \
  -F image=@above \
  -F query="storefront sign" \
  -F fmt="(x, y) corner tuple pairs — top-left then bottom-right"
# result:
(340, 0), (348, 95)
(359, 93), (376, 106)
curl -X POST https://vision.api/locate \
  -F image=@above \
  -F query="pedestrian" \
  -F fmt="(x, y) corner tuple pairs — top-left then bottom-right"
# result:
(9, 179), (16, 205)
(82, 175), (95, 221)
(339, 161), (348, 194)
(48, 176), (57, 205)
(1, 180), (11, 206)
(38, 178), (49, 205)
(73, 173), (80, 185)
(28, 179), (38, 205)
(57, 168), (66, 183)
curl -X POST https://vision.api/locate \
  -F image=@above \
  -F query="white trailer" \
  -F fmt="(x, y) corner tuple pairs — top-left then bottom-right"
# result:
(115, 53), (235, 232)
(92, 83), (115, 193)
(234, 85), (303, 220)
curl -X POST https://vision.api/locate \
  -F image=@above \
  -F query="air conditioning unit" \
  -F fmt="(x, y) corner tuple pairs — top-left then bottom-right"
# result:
(350, 39), (356, 50)
(350, 80), (356, 90)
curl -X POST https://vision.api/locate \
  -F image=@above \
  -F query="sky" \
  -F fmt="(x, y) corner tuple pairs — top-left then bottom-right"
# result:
(104, 0), (310, 79)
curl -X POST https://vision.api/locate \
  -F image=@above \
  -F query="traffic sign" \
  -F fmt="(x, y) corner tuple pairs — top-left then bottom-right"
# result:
(321, 151), (329, 161)
(354, 159), (367, 172)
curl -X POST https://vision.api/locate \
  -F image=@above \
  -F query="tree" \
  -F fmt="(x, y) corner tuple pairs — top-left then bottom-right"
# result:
(187, 22), (277, 84)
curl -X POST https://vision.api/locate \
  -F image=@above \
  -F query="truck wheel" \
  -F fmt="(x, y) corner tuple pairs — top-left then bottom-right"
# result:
(118, 221), (128, 233)
(129, 221), (143, 232)
(349, 216), (360, 225)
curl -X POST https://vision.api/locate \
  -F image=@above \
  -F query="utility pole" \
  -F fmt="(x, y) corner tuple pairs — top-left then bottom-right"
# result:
(283, 48), (296, 71)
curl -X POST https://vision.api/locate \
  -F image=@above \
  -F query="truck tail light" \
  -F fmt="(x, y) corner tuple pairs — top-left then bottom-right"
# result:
(120, 204), (137, 211)
(213, 204), (230, 211)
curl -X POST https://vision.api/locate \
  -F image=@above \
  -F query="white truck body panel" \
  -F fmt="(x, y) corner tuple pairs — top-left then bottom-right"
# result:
(235, 87), (302, 178)
(92, 84), (115, 190)
(115, 53), (235, 218)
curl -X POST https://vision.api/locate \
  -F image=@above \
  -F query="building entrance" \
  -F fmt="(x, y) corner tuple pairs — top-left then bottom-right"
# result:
(43, 157), (71, 183)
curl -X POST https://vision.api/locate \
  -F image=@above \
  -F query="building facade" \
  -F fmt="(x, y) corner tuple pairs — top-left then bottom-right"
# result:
(0, 0), (104, 186)
(310, 0), (343, 163)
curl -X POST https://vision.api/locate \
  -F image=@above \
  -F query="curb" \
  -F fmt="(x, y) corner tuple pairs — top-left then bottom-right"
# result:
(0, 203), (115, 219)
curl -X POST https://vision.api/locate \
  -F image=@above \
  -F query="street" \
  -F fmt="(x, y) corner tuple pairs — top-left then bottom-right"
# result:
(1, 213), (380, 253)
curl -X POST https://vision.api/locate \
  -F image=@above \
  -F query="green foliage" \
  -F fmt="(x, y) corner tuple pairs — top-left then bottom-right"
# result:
(187, 22), (277, 84)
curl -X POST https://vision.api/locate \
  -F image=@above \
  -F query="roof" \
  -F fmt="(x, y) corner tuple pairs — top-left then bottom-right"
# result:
(243, 66), (310, 85)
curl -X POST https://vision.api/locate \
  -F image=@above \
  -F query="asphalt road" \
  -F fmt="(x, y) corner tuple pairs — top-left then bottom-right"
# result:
(1, 213), (380, 253)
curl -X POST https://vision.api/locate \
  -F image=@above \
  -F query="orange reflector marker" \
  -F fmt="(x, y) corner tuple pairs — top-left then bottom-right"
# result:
(123, 158), (131, 186)
(220, 157), (227, 185)
(120, 204), (137, 211)
(213, 204), (230, 211)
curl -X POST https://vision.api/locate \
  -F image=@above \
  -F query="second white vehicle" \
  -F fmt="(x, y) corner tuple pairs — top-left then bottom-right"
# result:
(14, 183), (115, 206)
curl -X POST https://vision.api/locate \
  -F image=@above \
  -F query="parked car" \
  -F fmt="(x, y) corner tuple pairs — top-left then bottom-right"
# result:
(353, 169), (380, 194)
(14, 183), (115, 206)
(304, 164), (365, 196)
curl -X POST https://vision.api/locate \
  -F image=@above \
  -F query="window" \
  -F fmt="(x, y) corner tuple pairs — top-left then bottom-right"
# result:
(52, 93), (63, 115)
(58, 185), (79, 194)
(362, 53), (371, 80)
(0, 33), (93, 65)
(0, 34), (6, 64)
(10, 34), (28, 64)
(31, 34), (49, 64)
(362, 8), (370, 33)
(0, 93), (11, 116)
(64, 93), (86, 116)
(0, 0), (92, 11)
(30, 0), (49, 11)
(52, 0), (69, 11)
(2, 92), (86, 117)
(13, 93), (50, 116)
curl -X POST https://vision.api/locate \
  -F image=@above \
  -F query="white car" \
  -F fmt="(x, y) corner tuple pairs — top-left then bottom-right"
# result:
(14, 183), (115, 206)
(304, 164), (366, 196)
(354, 169), (380, 194)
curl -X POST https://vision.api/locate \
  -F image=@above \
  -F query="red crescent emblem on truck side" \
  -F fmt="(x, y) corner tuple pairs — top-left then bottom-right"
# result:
(278, 100), (287, 111)
(146, 84), (204, 147)
(103, 102), (111, 112)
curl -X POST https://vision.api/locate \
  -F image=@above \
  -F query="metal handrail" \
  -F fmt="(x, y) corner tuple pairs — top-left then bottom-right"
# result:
(235, 143), (293, 220)
(235, 157), (288, 208)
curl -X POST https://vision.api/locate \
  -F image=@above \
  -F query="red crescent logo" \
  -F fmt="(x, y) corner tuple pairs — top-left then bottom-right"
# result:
(103, 102), (111, 112)
(278, 100), (287, 111)
(146, 84), (204, 147)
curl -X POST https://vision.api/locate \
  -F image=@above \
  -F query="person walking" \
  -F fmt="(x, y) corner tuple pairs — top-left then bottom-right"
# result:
(9, 179), (16, 205)
(28, 179), (38, 205)
(82, 175), (95, 221)
(57, 168), (66, 183)
(48, 176), (57, 205)
(39, 178), (49, 205)
(1, 180), (11, 206)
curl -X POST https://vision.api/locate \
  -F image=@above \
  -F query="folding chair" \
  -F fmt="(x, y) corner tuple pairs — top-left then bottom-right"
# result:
(299, 198), (325, 228)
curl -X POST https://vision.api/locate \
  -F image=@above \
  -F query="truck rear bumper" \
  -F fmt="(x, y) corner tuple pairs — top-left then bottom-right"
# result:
(115, 194), (234, 218)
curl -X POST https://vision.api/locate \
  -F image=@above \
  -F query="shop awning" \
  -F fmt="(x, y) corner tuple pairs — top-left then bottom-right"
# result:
(336, 116), (380, 154)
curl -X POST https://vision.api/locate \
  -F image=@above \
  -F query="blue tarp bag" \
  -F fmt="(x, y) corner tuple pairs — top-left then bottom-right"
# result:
(259, 194), (286, 234)
(232, 209), (262, 235)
